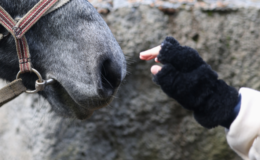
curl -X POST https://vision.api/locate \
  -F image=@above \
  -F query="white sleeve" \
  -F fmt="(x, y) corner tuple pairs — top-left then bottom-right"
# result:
(226, 87), (260, 160)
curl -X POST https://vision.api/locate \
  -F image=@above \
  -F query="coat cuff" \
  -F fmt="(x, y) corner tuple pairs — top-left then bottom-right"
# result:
(226, 87), (260, 159)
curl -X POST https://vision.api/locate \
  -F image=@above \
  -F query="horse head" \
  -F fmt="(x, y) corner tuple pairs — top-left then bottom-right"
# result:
(0, 0), (126, 119)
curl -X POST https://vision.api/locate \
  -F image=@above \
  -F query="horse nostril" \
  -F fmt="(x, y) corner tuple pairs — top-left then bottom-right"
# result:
(99, 59), (121, 98)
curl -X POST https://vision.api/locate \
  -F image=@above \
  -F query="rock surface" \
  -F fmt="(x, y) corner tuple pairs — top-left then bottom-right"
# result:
(90, 0), (260, 13)
(1, 1), (260, 160)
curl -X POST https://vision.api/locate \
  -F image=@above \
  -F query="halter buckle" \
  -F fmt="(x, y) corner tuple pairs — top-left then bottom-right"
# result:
(16, 68), (54, 94)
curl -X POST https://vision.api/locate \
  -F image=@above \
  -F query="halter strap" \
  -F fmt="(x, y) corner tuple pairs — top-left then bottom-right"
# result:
(0, 0), (60, 73)
(0, 0), (71, 107)
(14, 0), (60, 39)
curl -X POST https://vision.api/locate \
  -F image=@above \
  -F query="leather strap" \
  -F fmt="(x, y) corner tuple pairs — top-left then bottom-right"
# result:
(0, 0), (59, 73)
(14, 0), (60, 39)
(0, 79), (26, 107)
(44, 0), (71, 16)
(0, 0), (71, 106)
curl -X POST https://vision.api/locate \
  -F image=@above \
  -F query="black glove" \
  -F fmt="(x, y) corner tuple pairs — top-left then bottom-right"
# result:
(153, 37), (239, 129)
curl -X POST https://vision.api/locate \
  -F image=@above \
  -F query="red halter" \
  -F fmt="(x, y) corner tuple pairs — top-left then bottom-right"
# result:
(0, 0), (70, 106)
(0, 0), (59, 73)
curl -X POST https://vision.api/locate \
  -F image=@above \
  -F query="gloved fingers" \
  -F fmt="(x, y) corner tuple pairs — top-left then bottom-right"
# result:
(249, 137), (260, 160)
(140, 46), (161, 61)
(153, 64), (178, 87)
(158, 37), (205, 73)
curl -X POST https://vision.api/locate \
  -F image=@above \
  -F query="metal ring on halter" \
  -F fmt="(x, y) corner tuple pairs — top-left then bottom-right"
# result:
(16, 68), (44, 94)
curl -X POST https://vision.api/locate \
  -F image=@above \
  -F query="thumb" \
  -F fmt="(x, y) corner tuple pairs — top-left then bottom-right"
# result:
(151, 65), (162, 75)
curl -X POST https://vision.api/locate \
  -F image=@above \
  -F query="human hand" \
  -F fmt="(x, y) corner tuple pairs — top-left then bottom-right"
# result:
(140, 37), (206, 75)
(139, 37), (238, 129)
(140, 46), (162, 75)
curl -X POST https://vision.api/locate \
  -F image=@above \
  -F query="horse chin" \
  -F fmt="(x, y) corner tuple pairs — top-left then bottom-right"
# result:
(72, 98), (113, 120)
(45, 80), (114, 120)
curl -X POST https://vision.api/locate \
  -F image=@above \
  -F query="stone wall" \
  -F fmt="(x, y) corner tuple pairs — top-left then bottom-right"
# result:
(1, 2), (260, 160)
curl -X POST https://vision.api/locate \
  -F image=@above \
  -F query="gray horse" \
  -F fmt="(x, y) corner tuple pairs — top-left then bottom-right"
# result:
(0, 0), (126, 119)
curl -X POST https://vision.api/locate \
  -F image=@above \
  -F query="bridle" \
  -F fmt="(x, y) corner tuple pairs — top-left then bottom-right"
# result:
(0, 0), (71, 106)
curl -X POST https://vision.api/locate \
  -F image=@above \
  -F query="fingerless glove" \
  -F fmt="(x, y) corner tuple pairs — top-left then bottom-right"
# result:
(154, 37), (239, 129)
